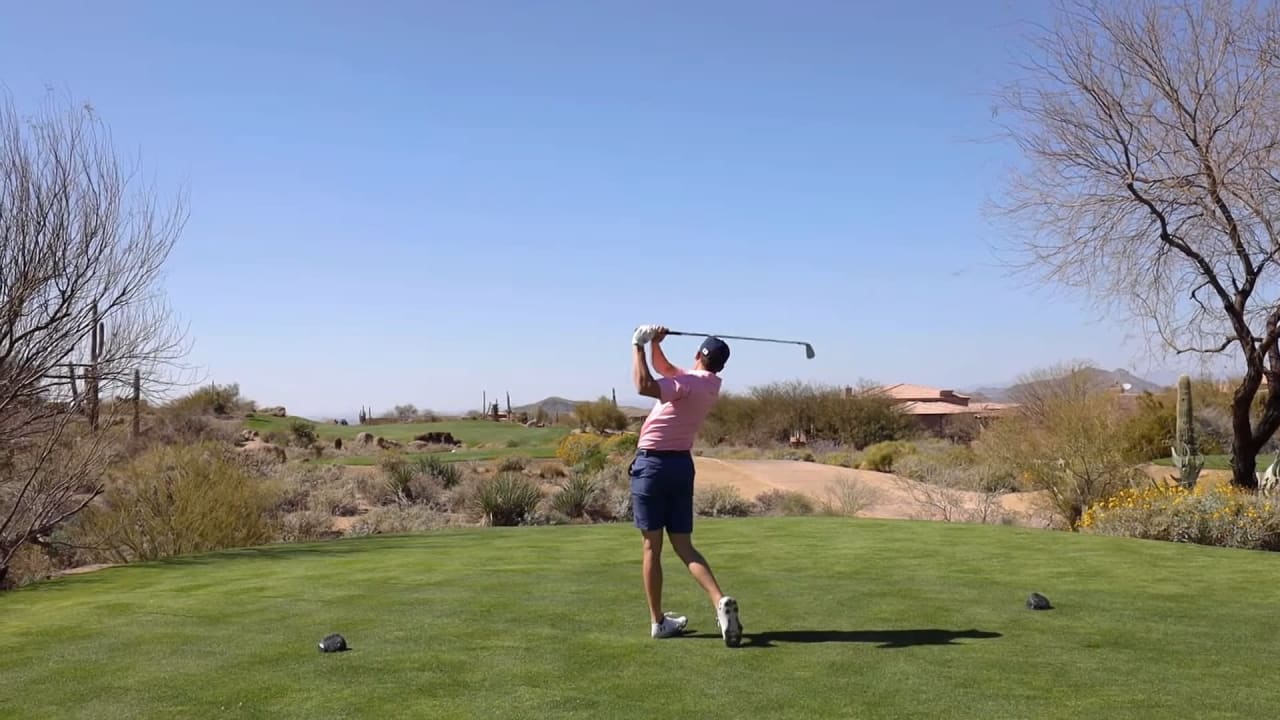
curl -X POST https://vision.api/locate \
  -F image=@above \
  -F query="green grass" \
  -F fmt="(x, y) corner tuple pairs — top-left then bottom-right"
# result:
(3, 519), (1278, 718)
(1150, 453), (1275, 471)
(321, 446), (558, 466)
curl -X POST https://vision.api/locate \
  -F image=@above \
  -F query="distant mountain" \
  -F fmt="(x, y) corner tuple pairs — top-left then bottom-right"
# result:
(511, 396), (653, 419)
(511, 396), (580, 416)
(967, 367), (1167, 403)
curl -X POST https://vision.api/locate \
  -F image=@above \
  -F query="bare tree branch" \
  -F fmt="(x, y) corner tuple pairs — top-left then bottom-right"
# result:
(990, 0), (1280, 488)
(0, 91), (190, 586)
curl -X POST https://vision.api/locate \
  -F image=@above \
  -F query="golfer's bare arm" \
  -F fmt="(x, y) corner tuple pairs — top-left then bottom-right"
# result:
(633, 346), (662, 399)
(650, 341), (683, 378)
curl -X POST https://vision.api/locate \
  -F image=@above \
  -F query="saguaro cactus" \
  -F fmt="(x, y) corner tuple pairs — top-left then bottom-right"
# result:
(1171, 374), (1203, 489)
(86, 302), (105, 432)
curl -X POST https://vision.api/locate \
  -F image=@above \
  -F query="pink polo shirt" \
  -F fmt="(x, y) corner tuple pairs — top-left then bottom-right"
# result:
(637, 369), (722, 451)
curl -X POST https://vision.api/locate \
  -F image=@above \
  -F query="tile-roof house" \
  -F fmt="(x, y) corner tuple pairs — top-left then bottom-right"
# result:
(859, 383), (1016, 433)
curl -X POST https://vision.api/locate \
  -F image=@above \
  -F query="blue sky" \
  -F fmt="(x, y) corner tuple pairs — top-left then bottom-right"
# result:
(0, 1), (1210, 418)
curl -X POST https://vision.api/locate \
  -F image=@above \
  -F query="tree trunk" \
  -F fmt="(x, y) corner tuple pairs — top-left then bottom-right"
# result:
(1231, 443), (1258, 490)
(131, 368), (141, 438)
(1231, 387), (1260, 489)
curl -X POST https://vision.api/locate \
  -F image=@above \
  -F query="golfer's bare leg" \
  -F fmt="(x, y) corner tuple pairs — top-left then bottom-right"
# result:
(641, 530), (665, 623)
(667, 532), (724, 606)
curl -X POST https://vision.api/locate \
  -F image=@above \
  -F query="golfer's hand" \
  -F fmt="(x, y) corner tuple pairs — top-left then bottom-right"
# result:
(651, 326), (669, 343)
(632, 324), (659, 346)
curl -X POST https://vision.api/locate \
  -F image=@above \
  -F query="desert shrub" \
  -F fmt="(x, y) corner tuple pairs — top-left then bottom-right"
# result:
(695, 446), (768, 461)
(471, 472), (543, 526)
(975, 365), (1147, 527)
(575, 397), (629, 432)
(605, 432), (639, 455)
(819, 451), (862, 468)
(556, 433), (606, 466)
(819, 475), (879, 517)
(607, 484), (634, 521)
(572, 451), (609, 475)
(937, 414), (982, 443)
(379, 454), (416, 499)
(379, 453), (461, 504)
(166, 382), (253, 417)
(539, 463), (568, 480)
(349, 506), (443, 536)
(417, 454), (463, 489)
(767, 448), (816, 462)
(263, 430), (289, 447)
(498, 455), (529, 473)
(277, 511), (336, 542)
(894, 453), (1018, 494)
(289, 420), (318, 447)
(754, 489), (816, 516)
(150, 410), (239, 447)
(308, 481), (362, 516)
(270, 465), (359, 515)
(550, 474), (603, 519)
(694, 485), (754, 517)
(700, 381), (916, 448)
(75, 442), (280, 563)
(0, 544), (62, 590)
(859, 441), (917, 472)
(1081, 484), (1280, 551)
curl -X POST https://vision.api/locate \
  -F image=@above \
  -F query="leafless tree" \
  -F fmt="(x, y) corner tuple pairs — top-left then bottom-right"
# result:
(991, 0), (1280, 488)
(0, 92), (189, 586)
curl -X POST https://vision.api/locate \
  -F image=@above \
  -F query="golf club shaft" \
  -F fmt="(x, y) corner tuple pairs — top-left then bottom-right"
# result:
(668, 330), (806, 350)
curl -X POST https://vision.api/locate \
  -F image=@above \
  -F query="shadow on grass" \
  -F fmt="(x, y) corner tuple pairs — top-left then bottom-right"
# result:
(690, 628), (1003, 649)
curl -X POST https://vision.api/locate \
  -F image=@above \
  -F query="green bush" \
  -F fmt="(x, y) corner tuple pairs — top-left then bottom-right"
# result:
(754, 489), (816, 516)
(289, 419), (318, 447)
(819, 451), (862, 468)
(859, 441), (917, 472)
(471, 472), (543, 526)
(575, 397), (629, 432)
(700, 381), (916, 448)
(694, 485), (754, 517)
(605, 432), (639, 455)
(75, 443), (280, 563)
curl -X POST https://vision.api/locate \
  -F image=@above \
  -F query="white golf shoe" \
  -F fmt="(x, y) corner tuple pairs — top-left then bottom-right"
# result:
(651, 612), (688, 639)
(716, 596), (743, 647)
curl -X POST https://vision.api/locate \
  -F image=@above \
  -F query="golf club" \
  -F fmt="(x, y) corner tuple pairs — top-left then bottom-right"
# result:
(667, 330), (815, 359)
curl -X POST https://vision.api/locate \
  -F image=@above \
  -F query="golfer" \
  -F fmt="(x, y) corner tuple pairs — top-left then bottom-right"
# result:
(629, 323), (743, 647)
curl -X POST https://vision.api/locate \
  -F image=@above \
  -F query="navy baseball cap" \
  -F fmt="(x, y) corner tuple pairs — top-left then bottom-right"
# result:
(698, 336), (730, 372)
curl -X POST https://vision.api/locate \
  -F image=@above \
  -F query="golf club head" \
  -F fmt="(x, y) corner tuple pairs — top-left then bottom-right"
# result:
(804, 343), (815, 359)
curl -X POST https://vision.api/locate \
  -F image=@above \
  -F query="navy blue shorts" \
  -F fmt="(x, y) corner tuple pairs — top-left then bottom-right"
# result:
(630, 450), (695, 534)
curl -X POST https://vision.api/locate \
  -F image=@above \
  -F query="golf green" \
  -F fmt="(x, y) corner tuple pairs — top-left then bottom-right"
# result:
(2, 517), (1276, 718)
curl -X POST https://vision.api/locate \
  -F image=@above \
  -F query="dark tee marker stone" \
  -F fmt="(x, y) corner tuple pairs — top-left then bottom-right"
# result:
(1026, 592), (1053, 610)
(319, 634), (348, 652)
